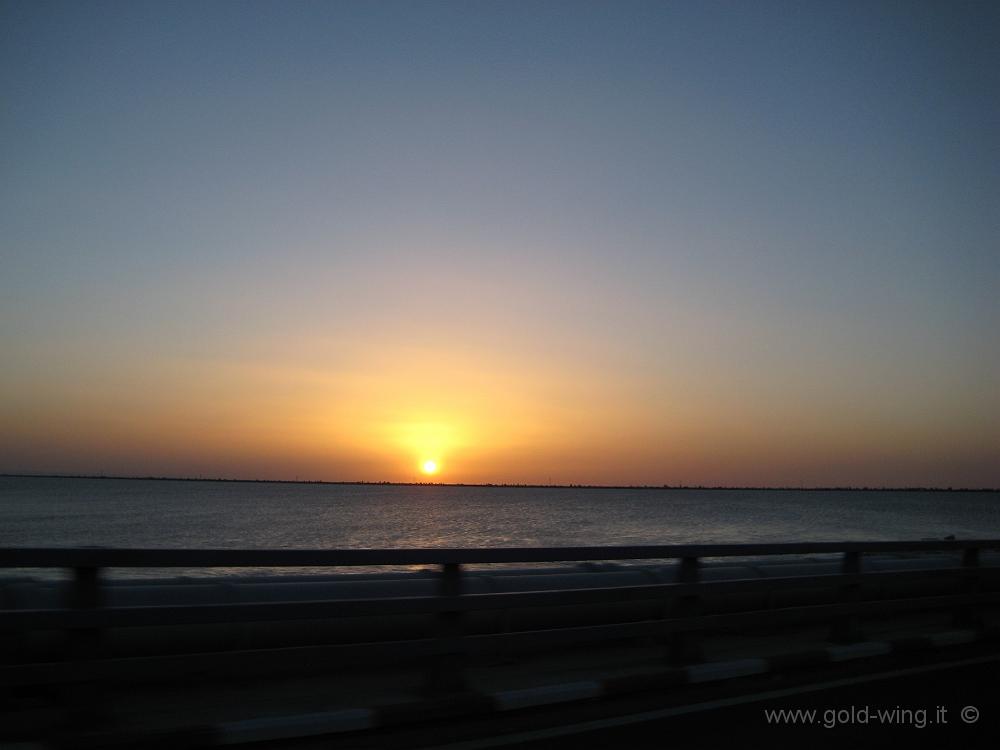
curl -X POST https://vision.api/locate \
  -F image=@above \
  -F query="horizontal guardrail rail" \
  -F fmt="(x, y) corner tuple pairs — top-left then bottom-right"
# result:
(3, 539), (1000, 567)
(0, 567), (984, 630)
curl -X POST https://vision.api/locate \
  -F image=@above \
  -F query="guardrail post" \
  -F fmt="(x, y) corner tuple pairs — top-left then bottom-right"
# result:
(63, 565), (107, 732)
(830, 551), (863, 643)
(954, 546), (982, 629)
(425, 562), (467, 693)
(668, 556), (703, 665)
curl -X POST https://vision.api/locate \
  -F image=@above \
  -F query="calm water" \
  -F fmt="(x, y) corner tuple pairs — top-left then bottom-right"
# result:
(1, 476), (998, 577)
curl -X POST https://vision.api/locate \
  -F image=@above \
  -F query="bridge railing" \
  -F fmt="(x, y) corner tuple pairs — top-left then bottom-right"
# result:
(2, 539), (999, 691)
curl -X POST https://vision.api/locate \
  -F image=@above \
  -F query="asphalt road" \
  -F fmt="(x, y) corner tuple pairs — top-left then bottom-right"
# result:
(103, 646), (995, 750)
(510, 658), (1000, 749)
(291, 648), (1000, 750)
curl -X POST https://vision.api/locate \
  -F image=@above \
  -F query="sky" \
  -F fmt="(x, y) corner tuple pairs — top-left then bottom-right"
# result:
(1, 0), (998, 487)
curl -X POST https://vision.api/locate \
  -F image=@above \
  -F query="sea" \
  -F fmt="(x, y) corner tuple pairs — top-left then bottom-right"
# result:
(1, 476), (998, 578)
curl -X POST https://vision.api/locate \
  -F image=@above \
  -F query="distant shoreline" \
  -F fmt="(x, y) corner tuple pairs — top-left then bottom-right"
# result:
(1, 473), (996, 493)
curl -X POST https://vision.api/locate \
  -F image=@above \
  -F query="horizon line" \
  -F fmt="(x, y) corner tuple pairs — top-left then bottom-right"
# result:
(2, 472), (997, 493)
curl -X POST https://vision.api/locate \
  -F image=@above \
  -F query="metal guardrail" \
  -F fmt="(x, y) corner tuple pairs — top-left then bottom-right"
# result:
(2, 539), (999, 567)
(1, 540), (998, 691)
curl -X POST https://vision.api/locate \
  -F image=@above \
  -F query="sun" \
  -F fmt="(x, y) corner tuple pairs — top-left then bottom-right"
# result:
(421, 459), (439, 476)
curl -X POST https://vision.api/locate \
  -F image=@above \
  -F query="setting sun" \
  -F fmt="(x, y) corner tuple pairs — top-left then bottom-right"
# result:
(421, 459), (439, 476)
